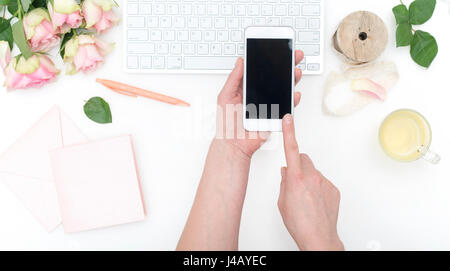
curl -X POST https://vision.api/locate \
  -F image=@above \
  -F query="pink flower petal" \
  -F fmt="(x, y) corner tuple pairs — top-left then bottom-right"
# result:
(73, 45), (88, 71)
(351, 78), (387, 101)
(82, 0), (103, 28)
(66, 11), (83, 28)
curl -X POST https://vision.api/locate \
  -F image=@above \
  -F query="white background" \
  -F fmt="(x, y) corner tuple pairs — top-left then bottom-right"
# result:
(0, 0), (449, 251)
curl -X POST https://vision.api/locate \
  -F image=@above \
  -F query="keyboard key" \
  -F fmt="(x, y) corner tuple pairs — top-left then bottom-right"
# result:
(184, 57), (237, 70)
(153, 4), (165, 15)
(231, 31), (243, 42)
(183, 44), (196, 55)
(302, 5), (321, 16)
(171, 43), (182, 55)
(296, 44), (320, 56)
(128, 43), (155, 54)
(211, 43), (222, 55)
(156, 43), (169, 54)
(288, 4), (300, 16)
(295, 18), (307, 29)
(147, 17), (158, 28)
(140, 56), (152, 69)
(309, 18), (320, 29)
(275, 5), (287, 16)
(173, 17), (186, 28)
(127, 56), (139, 69)
(237, 43), (244, 55)
(139, 4), (151, 15)
(153, 56), (165, 69)
(217, 31), (228, 42)
(214, 17), (226, 29)
(163, 30), (175, 41)
(198, 43), (209, 55)
(127, 16), (145, 28)
(190, 31), (202, 41)
(207, 4), (219, 16)
(307, 63), (320, 71)
(177, 30), (189, 41)
(127, 3), (139, 15)
(220, 4), (233, 16)
(128, 30), (148, 41)
(168, 57), (182, 69)
(167, 4), (179, 15)
(187, 17), (199, 28)
(204, 31), (216, 42)
(298, 31), (320, 43)
(159, 17), (171, 28)
(247, 5), (259, 16)
(150, 29), (162, 41)
(224, 43), (236, 55)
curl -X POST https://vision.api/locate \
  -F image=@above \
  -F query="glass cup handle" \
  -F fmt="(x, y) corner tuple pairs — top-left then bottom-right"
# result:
(419, 146), (441, 164)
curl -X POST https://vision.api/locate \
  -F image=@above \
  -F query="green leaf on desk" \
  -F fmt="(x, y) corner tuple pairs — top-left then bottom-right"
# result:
(393, 4), (409, 24)
(0, 18), (13, 49)
(409, 0), (436, 25)
(410, 30), (438, 68)
(396, 23), (413, 47)
(84, 97), (112, 124)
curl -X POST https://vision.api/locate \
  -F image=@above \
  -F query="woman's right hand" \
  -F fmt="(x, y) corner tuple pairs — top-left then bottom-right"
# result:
(278, 114), (344, 251)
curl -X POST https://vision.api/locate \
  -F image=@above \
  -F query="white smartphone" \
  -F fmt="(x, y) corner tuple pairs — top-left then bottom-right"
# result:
(243, 26), (295, 132)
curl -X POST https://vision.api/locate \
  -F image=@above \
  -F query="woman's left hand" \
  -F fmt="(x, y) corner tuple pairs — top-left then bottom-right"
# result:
(215, 50), (305, 159)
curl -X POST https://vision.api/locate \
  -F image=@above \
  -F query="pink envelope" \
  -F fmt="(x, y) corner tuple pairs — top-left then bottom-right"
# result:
(50, 135), (146, 233)
(0, 106), (87, 231)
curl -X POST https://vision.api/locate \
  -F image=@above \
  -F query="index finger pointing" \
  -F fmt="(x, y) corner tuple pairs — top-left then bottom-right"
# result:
(282, 114), (302, 173)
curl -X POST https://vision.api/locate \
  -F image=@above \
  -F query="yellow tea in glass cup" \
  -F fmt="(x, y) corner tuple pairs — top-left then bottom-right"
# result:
(379, 109), (440, 164)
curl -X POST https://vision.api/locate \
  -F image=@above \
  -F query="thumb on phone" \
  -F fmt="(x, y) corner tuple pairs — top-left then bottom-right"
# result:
(282, 114), (302, 174)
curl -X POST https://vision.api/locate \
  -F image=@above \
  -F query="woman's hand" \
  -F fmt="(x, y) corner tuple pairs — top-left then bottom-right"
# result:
(215, 51), (305, 159)
(278, 114), (344, 251)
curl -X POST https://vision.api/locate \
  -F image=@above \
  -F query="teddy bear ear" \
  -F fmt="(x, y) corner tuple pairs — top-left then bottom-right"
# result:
(323, 62), (399, 117)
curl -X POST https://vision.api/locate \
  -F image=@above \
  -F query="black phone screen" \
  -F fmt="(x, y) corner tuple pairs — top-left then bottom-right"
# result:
(246, 38), (293, 120)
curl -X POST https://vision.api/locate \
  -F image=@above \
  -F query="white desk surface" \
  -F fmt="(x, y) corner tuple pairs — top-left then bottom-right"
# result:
(0, 0), (449, 251)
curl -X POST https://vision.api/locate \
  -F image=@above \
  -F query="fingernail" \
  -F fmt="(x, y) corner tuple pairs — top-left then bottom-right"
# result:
(284, 114), (293, 124)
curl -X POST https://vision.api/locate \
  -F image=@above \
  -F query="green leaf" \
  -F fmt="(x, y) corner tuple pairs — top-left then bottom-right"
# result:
(0, 18), (13, 49)
(59, 31), (74, 58)
(12, 20), (32, 59)
(0, 0), (11, 5)
(393, 4), (409, 24)
(32, 0), (48, 9)
(8, 1), (18, 16)
(20, 0), (32, 12)
(84, 97), (113, 124)
(410, 30), (438, 68)
(409, 0), (436, 25)
(396, 23), (413, 47)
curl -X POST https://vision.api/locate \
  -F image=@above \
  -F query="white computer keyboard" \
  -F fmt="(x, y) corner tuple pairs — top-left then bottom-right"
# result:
(124, 0), (324, 74)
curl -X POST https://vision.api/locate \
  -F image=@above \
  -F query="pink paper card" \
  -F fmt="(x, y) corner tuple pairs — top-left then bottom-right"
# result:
(50, 135), (146, 233)
(0, 106), (87, 231)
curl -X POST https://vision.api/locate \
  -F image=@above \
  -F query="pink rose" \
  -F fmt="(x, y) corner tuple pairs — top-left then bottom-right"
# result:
(63, 34), (114, 74)
(23, 8), (60, 52)
(82, 0), (119, 33)
(2, 53), (59, 90)
(48, 0), (83, 34)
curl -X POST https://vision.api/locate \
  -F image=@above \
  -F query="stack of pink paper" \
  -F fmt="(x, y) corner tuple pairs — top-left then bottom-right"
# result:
(0, 106), (146, 232)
